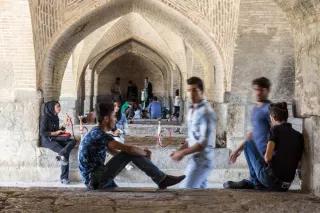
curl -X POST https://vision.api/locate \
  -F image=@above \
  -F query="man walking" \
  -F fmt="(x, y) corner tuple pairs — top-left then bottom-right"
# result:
(170, 77), (217, 188)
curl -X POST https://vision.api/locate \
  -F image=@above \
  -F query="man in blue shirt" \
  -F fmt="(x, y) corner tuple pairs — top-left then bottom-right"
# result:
(148, 96), (162, 119)
(224, 77), (272, 189)
(171, 77), (217, 188)
(78, 103), (185, 190)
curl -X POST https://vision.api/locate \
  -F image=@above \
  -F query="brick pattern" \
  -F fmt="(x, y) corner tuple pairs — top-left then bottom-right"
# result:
(232, 0), (295, 102)
(0, 0), (37, 101)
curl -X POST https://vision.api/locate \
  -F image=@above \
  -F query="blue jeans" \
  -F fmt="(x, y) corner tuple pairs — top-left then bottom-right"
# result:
(244, 141), (290, 191)
(88, 152), (166, 189)
(180, 153), (213, 189)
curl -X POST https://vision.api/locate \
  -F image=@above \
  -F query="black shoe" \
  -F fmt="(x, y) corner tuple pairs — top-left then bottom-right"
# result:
(254, 183), (268, 190)
(223, 179), (254, 189)
(158, 175), (186, 189)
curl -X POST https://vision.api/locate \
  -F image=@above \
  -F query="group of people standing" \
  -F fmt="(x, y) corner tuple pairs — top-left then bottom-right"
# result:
(110, 77), (181, 121)
(110, 77), (153, 108)
(40, 76), (303, 192)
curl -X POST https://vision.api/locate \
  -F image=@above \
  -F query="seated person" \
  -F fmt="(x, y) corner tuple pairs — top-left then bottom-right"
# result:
(224, 102), (304, 191)
(78, 103), (185, 190)
(40, 101), (76, 185)
(109, 100), (128, 143)
(148, 96), (162, 119)
(128, 101), (142, 120)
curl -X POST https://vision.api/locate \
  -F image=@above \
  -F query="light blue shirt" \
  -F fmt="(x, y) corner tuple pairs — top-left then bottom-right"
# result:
(148, 101), (162, 119)
(187, 99), (216, 161)
(251, 101), (271, 156)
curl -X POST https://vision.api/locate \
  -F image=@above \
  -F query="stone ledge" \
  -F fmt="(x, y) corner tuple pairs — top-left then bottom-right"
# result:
(0, 187), (319, 212)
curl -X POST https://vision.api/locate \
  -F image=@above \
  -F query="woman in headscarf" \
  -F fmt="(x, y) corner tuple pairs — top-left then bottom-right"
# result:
(40, 101), (76, 184)
(110, 100), (128, 143)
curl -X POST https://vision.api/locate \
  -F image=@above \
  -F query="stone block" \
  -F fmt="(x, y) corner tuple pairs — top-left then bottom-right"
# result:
(227, 104), (246, 138)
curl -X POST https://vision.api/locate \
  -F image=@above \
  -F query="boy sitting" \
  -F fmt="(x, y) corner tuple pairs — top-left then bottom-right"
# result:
(78, 103), (185, 190)
(224, 102), (304, 191)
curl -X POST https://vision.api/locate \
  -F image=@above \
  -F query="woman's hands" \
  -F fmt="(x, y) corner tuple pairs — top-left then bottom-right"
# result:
(51, 130), (65, 137)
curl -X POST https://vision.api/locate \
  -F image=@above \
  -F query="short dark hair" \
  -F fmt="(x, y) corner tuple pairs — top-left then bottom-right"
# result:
(252, 77), (271, 89)
(96, 103), (114, 123)
(153, 96), (158, 101)
(175, 89), (179, 96)
(187, 77), (204, 92)
(269, 102), (288, 122)
(116, 77), (120, 81)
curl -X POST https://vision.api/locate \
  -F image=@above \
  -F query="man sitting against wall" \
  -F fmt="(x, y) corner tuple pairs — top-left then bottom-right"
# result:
(224, 102), (304, 191)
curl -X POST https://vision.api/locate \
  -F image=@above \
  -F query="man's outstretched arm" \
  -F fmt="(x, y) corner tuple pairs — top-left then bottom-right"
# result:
(107, 140), (149, 157)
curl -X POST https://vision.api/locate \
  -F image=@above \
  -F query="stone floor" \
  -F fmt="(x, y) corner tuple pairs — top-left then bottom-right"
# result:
(0, 187), (319, 213)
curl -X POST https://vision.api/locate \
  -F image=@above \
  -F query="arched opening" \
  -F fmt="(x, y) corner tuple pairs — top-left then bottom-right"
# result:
(40, 0), (225, 103)
(97, 53), (166, 104)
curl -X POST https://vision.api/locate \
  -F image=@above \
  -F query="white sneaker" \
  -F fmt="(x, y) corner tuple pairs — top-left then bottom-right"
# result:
(125, 164), (133, 171)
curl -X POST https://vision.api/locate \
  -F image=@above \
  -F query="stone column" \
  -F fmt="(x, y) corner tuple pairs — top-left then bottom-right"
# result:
(302, 116), (320, 196)
(83, 67), (94, 113)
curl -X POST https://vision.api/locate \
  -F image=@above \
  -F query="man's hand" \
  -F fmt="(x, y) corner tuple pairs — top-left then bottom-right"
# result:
(170, 150), (185, 161)
(144, 148), (152, 160)
(112, 129), (121, 137)
(229, 149), (242, 164)
(178, 140), (188, 151)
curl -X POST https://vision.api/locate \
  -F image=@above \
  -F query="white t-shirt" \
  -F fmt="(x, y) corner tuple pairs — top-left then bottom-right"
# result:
(174, 96), (181, 107)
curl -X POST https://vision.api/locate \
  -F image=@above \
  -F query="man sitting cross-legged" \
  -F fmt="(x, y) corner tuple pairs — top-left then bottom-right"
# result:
(224, 102), (304, 191)
(78, 103), (185, 190)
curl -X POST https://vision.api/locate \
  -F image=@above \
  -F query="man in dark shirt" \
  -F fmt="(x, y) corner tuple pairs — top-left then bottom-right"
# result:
(265, 102), (304, 183)
(78, 103), (185, 190)
(225, 102), (303, 191)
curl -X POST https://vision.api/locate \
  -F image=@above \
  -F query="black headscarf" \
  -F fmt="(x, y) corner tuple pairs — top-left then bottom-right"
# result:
(44, 101), (60, 124)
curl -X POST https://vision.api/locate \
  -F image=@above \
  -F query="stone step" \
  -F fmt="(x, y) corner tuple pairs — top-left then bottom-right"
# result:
(39, 146), (231, 176)
(129, 119), (181, 125)
(74, 124), (187, 137)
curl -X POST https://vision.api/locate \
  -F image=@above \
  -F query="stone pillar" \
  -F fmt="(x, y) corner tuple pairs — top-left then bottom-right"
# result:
(302, 116), (320, 196)
(213, 103), (228, 148)
(83, 67), (94, 113)
(93, 71), (99, 108)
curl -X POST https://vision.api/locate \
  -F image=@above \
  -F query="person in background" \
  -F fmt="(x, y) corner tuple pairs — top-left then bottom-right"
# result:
(128, 100), (142, 120)
(144, 77), (153, 107)
(224, 102), (303, 191)
(141, 89), (147, 109)
(111, 77), (122, 101)
(148, 96), (162, 119)
(78, 103), (185, 190)
(173, 89), (181, 120)
(40, 101), (76, 185)
(170, 77), (217, 189)
(127, 80), (138, 101)
(147, 78), (153, 100)
(111, 100), (128, 143)
(224, 77), (272, 189)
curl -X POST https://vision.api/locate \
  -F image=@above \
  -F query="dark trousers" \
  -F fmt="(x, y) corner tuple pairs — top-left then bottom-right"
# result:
(173, 106), (180, 118)
(41, 137), (76, 180)
(244, 140), (291, 191)
(88, 152), (166, 189)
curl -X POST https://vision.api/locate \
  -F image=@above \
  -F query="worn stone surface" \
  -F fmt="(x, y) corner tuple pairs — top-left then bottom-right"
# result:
(302, 116), (320, 196)
(0, 188), (320, 213)
(1, 0), (320, 197)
